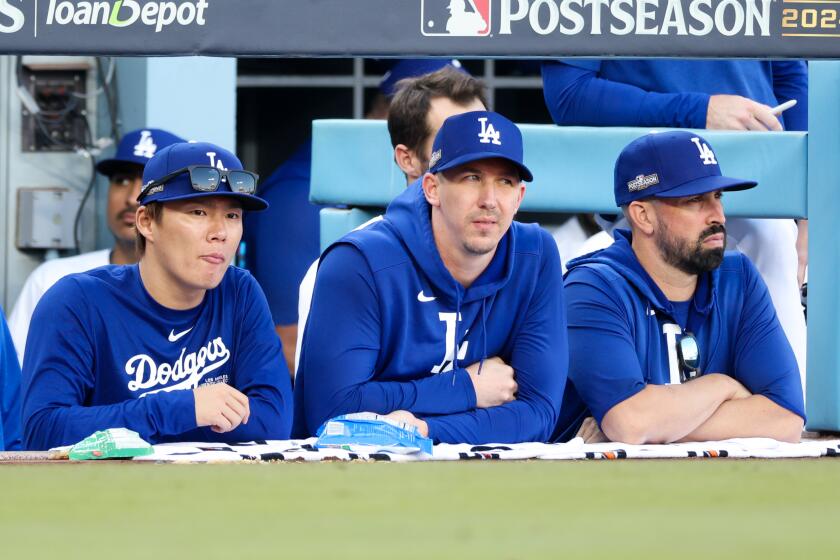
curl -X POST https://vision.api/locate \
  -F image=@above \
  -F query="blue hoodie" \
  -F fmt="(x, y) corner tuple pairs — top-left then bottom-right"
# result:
(294, 180), (567, 443)
(0, 309), (21, 450)
(22, 265), (293, 450)
(554, 229), (805, 442)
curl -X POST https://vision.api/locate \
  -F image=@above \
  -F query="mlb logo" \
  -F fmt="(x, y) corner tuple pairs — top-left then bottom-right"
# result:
(421, 0), (491, 37)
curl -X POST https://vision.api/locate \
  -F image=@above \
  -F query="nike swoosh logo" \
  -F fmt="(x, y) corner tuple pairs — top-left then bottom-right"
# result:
(417, 290), (436, 303)
(168, 327), (193, 343)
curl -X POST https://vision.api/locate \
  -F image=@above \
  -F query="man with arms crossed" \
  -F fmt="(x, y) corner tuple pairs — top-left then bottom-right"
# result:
(22, 142), (293, 450)
(295, 111), (567, 444)
(554, 131), (804, 444)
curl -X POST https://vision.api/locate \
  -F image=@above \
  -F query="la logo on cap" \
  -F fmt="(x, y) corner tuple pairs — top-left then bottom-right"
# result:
(690, 137), (717, 165)
(207, 152), (227, 171)
(133, 130), (157, 159)
(477, 116), (501, 146)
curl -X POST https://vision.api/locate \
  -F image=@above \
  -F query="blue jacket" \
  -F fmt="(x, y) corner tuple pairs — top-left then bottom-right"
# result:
(0, 309), (21, 450)
(295, 180), (567, 443)
(542, 59), (808, 131)
(554, 230), (805, 442)
(243, 141), (321, 326)
(22, 265), (293, 450)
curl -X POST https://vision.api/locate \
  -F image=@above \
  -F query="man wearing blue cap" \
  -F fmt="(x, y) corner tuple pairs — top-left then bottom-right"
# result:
(8, 128), (183, 364)
(294, 111), (567, 444)
(22, 142), (293, 450)
(554, 131), (804, 445)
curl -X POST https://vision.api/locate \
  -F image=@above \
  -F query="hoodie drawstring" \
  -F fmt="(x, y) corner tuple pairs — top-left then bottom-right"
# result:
(477, 298), (488, 375)
(452, 288), (463, 386)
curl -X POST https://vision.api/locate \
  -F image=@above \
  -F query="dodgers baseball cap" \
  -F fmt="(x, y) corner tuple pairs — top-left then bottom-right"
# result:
(139, 142), (268, 212)
(429, 111), (533, 182)
(379, 59), (465, 98)
(614, 130), (756, 207)
(96, 128), (184, 176)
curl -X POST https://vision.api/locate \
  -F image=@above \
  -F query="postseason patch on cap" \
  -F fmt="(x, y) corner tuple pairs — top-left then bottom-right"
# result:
(627, 173), (660, 192)
(429, 149), (442, 168)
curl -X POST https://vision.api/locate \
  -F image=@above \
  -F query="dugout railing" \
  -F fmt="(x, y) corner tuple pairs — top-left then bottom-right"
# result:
(309, 60), (840, 432)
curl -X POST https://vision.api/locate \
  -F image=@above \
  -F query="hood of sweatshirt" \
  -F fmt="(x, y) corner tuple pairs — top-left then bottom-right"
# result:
(565, 229), (717, 321)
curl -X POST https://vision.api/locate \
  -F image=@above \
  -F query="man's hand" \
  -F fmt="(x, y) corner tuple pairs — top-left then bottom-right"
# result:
(466, 357), (517, 408)
(707, 94), (783, 131)
(384, 410), (429, 438)
(194, 384), (250, 434)
(575, 417), (609, 444)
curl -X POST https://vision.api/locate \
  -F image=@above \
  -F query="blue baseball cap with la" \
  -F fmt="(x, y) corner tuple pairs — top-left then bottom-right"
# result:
(96, 128), (184, 176)
(139, 142), (268, 212)
(614, 130), (757, 207)
(429, 110), (533, 182)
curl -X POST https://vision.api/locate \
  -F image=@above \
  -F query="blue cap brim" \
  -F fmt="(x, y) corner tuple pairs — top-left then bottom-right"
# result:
(652, 174), (757, 199)
(142, 191), (269, 212)
(433, 152), (533, 182)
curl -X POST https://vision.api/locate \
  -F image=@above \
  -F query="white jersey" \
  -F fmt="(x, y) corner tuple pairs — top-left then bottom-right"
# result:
(8, 249), (110, 365)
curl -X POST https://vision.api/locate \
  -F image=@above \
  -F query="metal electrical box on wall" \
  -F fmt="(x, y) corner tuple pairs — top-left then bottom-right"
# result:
(0, 56), (100, 311)
(16, 188), (82, 250)
(19, 62), (90, 153)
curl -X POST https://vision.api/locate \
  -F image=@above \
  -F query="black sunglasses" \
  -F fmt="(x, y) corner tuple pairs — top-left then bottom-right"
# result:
(138, 165), (259, 202)
(676, 332), (700, 383)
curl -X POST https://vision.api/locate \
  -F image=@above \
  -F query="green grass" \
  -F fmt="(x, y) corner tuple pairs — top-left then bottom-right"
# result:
(0, 460), (837, 559)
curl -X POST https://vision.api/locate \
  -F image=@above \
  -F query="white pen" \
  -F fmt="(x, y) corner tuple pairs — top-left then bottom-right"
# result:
(770, 99), (797, 116)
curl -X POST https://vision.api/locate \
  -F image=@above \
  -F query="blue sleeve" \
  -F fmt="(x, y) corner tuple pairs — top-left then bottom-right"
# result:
(771, 61), (808, 132)
(0, 310), (21, 451)
(22, 280), (198, 450)
(563, 269), (647, 425)
(223, 274), (293, 440)
(298, 244), (477, 433)
(541, 60), (709, 128)
(733, 256), (805, 421)
(423, 231), (567, 444)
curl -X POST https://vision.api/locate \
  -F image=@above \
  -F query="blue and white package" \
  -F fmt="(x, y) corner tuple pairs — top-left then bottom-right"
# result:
(315, 412), (433, 455)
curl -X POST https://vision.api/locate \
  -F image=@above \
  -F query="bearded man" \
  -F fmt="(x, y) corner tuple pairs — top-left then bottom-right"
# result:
(553, 131), (805, 445)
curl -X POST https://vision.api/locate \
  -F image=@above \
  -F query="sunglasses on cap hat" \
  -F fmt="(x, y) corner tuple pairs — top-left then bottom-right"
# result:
(138, 165), (259, 203)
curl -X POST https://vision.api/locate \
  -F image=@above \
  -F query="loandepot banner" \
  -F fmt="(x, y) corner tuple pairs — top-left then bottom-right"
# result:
(0, 0), (838, 57)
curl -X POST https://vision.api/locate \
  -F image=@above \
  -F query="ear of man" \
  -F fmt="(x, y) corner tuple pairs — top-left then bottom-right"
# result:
(394, 144), (424, 179)
(421, 173), (442, 208)
(135, 205), (157, 246)
(626, 200), (657, 236)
